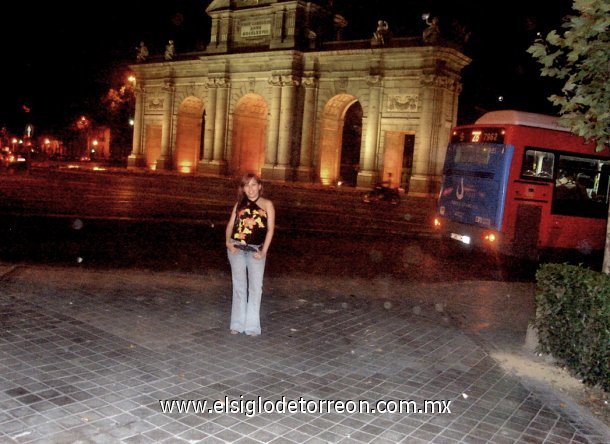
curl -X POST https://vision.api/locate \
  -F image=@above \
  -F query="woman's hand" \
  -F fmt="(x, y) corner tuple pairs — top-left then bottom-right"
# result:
(226, 241), (238, 254)
(253, 250), (266, 260)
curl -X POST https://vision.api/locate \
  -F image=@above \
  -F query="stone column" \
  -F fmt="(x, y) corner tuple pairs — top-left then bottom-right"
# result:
(297, 76), (317, 181)
(209, 17), (219, 46)
(128, 83), (146, 167)
(270, 10), (285, 49)
(202, 80), (217, 162)
(207, 16), (230, 53)
(262, 75), (281, 179)
(157, 80), (175, 170)
(212, 78), (229, 168)
(451, 81), (462, 128)
(198, 78), (227, 175)
(434, 79), (461, 178)
(358, 75), (382, 188)
(275, 75), (299, 180)
(412, 74), (444, 194)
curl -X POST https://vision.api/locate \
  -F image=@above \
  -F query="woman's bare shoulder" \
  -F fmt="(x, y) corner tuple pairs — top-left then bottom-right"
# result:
(259, 197), (274, 209)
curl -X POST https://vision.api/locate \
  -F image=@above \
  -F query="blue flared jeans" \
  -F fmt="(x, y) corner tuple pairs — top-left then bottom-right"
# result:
(227, 249), (266, 335)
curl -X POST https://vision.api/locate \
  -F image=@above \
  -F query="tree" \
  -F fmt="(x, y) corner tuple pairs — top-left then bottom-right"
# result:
(527, 0), (610, 273)
(100, 79), (136, 160)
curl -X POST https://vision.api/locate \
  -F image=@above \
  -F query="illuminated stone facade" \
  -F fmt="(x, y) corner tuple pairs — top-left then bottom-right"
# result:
(129, 0), (470, 194)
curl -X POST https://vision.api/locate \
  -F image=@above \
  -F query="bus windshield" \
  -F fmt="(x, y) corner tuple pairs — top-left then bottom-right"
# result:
(438, 142), (513, 231)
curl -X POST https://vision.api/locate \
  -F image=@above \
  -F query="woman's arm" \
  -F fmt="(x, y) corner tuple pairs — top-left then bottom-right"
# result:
(226, 204), (238, 252)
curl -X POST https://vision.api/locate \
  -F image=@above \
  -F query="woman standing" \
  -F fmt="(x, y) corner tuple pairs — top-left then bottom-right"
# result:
(225, 173), (275, 336)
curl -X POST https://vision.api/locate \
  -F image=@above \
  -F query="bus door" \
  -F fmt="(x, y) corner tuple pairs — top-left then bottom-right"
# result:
(512, 148), (556, 257)
(513, 204), (543, 258)
(438, 143), (513, 245)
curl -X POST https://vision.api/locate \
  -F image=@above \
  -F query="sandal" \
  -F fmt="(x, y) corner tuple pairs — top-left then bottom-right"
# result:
(230, 330), (239, 335)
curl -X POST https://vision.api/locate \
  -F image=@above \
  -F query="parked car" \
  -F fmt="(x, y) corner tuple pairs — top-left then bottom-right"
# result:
(0, 151), (28, 170)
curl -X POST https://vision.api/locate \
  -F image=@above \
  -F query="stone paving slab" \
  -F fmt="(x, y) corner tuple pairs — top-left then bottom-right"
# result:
(0, 265), (608, 443)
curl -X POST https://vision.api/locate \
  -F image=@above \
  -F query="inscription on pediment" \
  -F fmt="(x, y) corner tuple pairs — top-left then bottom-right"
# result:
(240, 19), (271, 38)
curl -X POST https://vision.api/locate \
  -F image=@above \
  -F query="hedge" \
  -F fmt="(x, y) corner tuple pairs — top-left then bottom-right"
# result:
(535, 263), (609, 391)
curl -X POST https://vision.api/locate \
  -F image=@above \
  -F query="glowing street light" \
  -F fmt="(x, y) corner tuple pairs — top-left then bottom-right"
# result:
(77, 115), (90, 130)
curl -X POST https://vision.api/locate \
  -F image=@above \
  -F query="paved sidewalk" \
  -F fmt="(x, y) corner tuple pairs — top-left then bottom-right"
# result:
(0, 265), (608, 443)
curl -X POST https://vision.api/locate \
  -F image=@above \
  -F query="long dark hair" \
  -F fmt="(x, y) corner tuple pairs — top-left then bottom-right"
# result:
(236, 172), (262, 210)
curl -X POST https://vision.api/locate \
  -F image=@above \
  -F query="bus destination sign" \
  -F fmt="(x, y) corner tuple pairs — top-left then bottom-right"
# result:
(451, 127), (505, 144)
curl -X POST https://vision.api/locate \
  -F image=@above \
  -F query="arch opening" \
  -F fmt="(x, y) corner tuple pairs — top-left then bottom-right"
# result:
(175, 96), (205, 173)
(318, 93), (361, 185)
(231, 93), (268, 176)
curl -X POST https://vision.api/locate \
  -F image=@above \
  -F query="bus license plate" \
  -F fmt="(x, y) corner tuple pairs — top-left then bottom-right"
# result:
(450, 233), (471, 245)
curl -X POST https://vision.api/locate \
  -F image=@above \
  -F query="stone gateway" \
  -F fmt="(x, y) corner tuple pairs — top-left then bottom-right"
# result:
(129, 0), (470, 194)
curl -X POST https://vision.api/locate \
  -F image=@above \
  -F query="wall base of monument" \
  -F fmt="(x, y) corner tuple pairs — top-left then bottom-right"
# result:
(409, 174), (440, 196)
(261, 164), (292, 181)
(198, 160), (227, 176)
(356, 170), (378, 189)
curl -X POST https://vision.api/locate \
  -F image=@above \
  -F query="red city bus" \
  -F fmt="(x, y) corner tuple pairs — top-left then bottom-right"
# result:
(434, 110), (610, 259)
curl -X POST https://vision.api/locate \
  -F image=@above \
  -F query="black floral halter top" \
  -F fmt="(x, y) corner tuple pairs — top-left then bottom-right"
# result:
(232, 198), (268, 246)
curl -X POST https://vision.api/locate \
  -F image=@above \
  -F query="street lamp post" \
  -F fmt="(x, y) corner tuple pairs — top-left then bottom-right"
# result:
(91, 139), (98, 160)
(44, 138), (51, 160)
(76, 116), (90, 159)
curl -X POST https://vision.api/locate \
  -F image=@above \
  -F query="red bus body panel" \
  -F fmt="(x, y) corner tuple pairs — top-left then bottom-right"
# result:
(438, 112), (609, 257)
(501, 124), (608, 252)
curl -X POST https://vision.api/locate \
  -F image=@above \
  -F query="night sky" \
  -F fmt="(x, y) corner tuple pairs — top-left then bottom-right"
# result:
(2, 0), (573, 137)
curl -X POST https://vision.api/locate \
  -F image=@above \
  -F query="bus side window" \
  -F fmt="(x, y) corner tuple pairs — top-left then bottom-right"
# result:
(522, 148), (554, 179)
(593, 164), (610, 204)
(553, 156), (610, 218)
